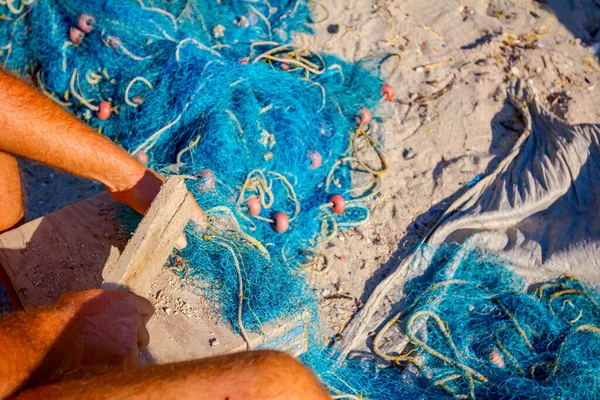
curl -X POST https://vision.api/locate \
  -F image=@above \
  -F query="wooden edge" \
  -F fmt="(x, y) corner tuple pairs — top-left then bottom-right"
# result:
(0, 257), (24, 310)
(102, 176), (193, 297)
(0, 192), (122, 310)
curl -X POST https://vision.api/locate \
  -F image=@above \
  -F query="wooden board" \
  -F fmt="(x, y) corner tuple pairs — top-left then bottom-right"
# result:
(0, 178), (308, 364)
(0, 192), (128, 308)
(142, 267), (309, 364)
(102, 176), (193, 296)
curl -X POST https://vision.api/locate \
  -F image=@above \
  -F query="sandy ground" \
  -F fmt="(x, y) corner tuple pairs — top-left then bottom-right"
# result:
(296, 0), (600, 340)
(3, 1), (600, 349)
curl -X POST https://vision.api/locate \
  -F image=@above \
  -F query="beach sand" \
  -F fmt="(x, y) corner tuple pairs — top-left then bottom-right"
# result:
(296, 0), (600, 340)
(4, 0), (600, 345)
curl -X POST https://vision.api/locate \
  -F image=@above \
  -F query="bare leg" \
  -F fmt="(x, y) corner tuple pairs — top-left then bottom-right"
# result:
(12, 350), (331, 400)
(0, 151), (25, 310)
(0, 151), (24, 233)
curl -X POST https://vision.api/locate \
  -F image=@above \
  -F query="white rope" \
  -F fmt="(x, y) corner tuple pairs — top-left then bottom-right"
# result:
(176, 38), (222, 61)
(132, 113), (182, 155)
(5, 0), (24, 14)
(125, 76), (153, 108)
(249, 5), (272, 41)
(137, 0), (178, 30)
(69, 69), (99, 111)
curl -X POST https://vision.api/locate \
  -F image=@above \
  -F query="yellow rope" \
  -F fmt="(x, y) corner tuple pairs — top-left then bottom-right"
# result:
(407, 310), (489, 383)
(352, 127), (388, 176)
(551, 323), (600, 377)
(212, 238), (252, 350)
(549, 289), (600, 311)
(206, 206), (269, 257)
(301, 248), (330, 275)
(495, 301), (534, 351)
(493, 329), (525, 375)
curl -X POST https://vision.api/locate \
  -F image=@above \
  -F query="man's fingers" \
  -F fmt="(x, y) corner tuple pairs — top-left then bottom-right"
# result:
(129, 342), (141, 366)
(188, 193), (208, 230)
(175, 234), (188, 249)
(137, 325), (151, 349)
(133, 151), (149, 166)
(135, 299), (151, 350)
(134, 294), (155, 322)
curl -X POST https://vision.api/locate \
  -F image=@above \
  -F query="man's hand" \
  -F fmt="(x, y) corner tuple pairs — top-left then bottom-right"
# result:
(55, 290), (155, 370)
(0, 290), (155, 398)
(106, 165), (208, 234)
(106, 164), (207, 249)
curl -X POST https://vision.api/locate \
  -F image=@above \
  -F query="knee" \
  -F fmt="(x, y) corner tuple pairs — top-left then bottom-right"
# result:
(249, 351), (331, 399)
(0, 199), (24, 232)
(252, 350), (305, 374)
(0, 185), (24, 232)
(0, 152), (24, 233)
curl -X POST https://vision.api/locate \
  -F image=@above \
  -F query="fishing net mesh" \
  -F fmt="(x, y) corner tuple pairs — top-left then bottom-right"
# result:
(2, 1), (599, 398)
(2, 0), (384, 333)
(369, 245), (600, 399)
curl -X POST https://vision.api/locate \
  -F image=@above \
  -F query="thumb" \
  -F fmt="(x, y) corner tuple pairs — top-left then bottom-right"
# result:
(189, 194), (208, 230)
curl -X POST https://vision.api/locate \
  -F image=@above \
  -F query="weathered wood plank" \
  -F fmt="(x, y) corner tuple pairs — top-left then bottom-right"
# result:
(0, 192), (127, 308)
(102, 176), (193, 297)
(0, 176), (309, 364)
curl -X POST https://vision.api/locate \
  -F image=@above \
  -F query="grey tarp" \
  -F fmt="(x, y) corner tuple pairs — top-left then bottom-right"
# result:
(338, 82), (600, 359)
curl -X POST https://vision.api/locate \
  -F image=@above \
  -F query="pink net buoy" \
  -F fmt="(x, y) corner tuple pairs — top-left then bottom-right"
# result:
(247, 197), (261, 217)
(273, 212), (289, 233)
(308, 150), (322, 170)
(490, 349), (505, 368)
(196, 169), (216, 193)
(356, 108), (371, 127)
(78, 14), (96, 33)
(280, 55), (291, 71)
(329, 194), (346, 214)
(107, 36), (121, 50)
(247, 12), (258, 25)
(133, 151), (149, 165)
(381, 83), (395, 101)
(97, 101), (112, 120)
(69, 27), (85, 44)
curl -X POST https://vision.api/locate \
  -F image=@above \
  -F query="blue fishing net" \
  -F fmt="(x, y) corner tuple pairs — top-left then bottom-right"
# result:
(2, 0), (391, 390)
(0, 0), (385, 334)
(369, 244), (600, 399)
(4, 1), (598, 398)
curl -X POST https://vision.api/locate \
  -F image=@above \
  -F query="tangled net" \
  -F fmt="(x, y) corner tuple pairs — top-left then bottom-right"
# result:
(0, 0), (387, 338)
(372, 245), (600, 399)
(4, 1), (598, 398)
(1, 2), (397, 394)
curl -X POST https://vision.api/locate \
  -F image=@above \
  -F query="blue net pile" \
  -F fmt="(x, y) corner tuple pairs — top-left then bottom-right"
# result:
(4, 1), (600, 398)
(371, 244), (600, 399)
(0, 0), (398, 395)
(0, 0), (385, 333)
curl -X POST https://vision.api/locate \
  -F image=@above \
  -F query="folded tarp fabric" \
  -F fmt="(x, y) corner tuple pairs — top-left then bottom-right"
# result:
(339, 81), (600, 359)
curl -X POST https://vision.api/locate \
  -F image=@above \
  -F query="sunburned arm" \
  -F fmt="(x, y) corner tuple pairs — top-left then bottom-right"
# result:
(0, 69), (205, 223)
(0, 70), (144, 197)
(0, 304), (72, 399)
